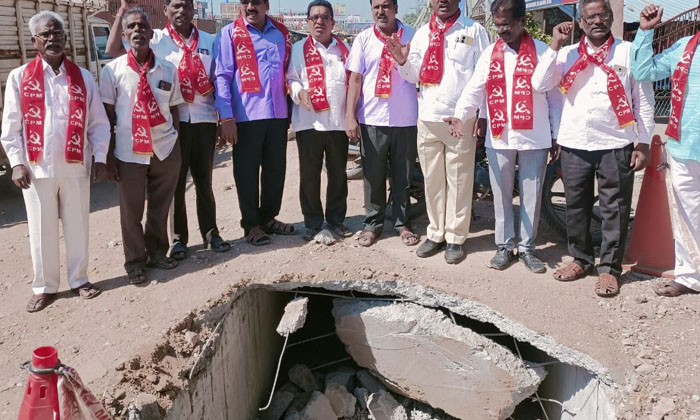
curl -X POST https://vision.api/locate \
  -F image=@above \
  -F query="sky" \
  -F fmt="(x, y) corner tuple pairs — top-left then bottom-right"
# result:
(211, 0), (426, 20)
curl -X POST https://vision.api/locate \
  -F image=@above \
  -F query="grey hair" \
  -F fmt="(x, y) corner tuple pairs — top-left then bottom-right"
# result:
(28, 11), (64, 36)
(577, 0), (612, 16)
(121, 8), (151, 31)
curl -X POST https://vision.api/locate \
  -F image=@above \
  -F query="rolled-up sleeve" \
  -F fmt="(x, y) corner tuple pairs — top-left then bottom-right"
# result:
(214, 26), (235, 120)
(0, 68), (26, 168)
(84, 72), (110, 164)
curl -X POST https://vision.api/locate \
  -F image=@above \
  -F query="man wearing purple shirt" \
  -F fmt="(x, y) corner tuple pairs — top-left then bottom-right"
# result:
(345, 0), (419, 248)
(215, 0), (295, 245)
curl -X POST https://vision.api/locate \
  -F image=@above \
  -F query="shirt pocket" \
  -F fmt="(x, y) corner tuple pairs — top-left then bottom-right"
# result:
(446, 42), (473, 69)
(153, 87), (172, 112)
(326, 55), (347, 83)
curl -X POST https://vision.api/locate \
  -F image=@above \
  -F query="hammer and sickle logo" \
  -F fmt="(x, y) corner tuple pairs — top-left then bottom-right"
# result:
(147, 101), (159, 113)
(680, 52), (693, 64)
(240, 65), (254, 76)
(428, 53), (439, 65)
(492, 110), (506, 122)
(514, 101), (531, 115)
(517, 55), (534, 68)
(310, 67), (322, 78)
(198, 68), (208, 80)
(68, 132), (81, 146)
(25, 105), (41, 119)
(135, 126), (148, 138)
(237, 43), (251, 55)
(380, 74), (391, 84)
(28, 132), (41, 144)
(311, 87), (324, 98)
(181, 77), (193, 89)
(490, 86), (504, 99)
(233, 26), (246, 36)
(134, 101), (145, 113)
(615, 96), (629, 111)
(430, 32), (441, 42)
(515, 76), (529, 90)
(489, 61), (502, 74)
(71, 108), (84, 121)
(24, 80), (41, 92)
(70, 85), (84, 96)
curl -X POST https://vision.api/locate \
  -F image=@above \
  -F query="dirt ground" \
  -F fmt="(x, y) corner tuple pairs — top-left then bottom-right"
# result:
(0, 140), (699, 419)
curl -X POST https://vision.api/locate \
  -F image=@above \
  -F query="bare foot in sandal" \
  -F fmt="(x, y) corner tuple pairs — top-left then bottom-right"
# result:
(654, 280), (699, 297)
(246, 226), (271, 246)
(358, 229), (378, 247)
(552, 262), (590, 282)
(71, 282), (101, 299)
(263, 219), (296, 235)
(595, 273), (620, 297)
(398, 227), (419, 246)
(26, 293), (57, 313)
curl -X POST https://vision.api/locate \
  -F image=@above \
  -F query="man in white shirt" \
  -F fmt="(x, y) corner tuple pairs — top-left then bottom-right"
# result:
(388, 0), (488, 264)
(345, 0), (419, 248)
(531, 0), (655, 296)
(446, 0), (562, 271)
(0, 11), (110, 312)
(105, 0), (230, 260)
(287, 0), (353, 239)
(100, 9), (184, 284)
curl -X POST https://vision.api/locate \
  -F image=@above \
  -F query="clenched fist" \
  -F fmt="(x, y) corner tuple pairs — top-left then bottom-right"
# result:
(550, 22), (574, 51)
(639, 5), (663, 31)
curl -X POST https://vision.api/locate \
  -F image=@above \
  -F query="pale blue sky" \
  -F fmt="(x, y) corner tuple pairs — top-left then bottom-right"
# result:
(211, 0), (426, 20)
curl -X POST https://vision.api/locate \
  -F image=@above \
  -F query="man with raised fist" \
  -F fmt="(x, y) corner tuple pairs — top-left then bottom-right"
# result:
(531, 0), (654, 297)
(630, 4), (700, 298)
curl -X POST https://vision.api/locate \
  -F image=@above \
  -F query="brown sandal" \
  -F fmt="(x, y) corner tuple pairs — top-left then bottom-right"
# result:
(71, 282), (101, 299)
(595, 273), (620, 297)
(246, 226), (271, 246)
(398, 228), (419, 246)
(358, 229), (378, 247)
(552, 262), (589, 282)
(26, 293), (57, 313)
(263, 219), (296, 235)
(654, 281), (699, 297)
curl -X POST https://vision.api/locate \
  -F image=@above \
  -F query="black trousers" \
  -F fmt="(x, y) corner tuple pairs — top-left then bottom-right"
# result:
(359, 124), (418, 234)
(233, 119), (288, 234)
(561, 144), (635, 277)
(296, 129), (349, 230)
(172, 122), (219, 245)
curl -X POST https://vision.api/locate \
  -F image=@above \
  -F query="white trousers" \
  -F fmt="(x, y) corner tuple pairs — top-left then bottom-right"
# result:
(486, 148), (549, 253)
(669, 155), (700, 291)
(417, 119), (476, 245)
(22, 177), (90, 294)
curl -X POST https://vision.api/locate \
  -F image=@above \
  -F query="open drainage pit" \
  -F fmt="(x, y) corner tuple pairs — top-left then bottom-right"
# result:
(163, 283), (616, 420)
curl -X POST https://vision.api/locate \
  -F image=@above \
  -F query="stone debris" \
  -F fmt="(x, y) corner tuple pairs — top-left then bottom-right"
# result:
(289, 364), (317, 393)
(262, 390), (295, 420)
(356, 369), (384, 394)
(332, 300), (546, 420)
(325, 366), (356, 391)
(354, 387), (369, 411)
(133, 393), (162, 420)
(650, 397), (676, 420)
(314, 229), (336, 246)
(277, 297), (309, 336)
(184, 331), (200, 347)
(367, 390), (408, 420)
(302, 391), (336, 420)
(324, 382), (357, 417)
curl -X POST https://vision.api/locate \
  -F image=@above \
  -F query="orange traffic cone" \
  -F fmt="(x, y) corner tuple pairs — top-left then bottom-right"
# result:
(623, 135), (675, 278)
(17, 346), (61, 420)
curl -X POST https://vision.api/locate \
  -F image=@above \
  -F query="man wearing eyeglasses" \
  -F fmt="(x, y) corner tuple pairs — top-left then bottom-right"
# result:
(630, 4), (700, 298)
(214, 0), (296, 246)
(345, 0), (419, 248)
(286, 0), (353, 240)
(386, 0), (488, 264)
(104, 0), (231, 260)
(0, 11), (110, 312)
(531, 0), (654, 297)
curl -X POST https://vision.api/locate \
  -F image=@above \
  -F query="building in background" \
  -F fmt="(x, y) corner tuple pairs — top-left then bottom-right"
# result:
(220, 1), (240, 21)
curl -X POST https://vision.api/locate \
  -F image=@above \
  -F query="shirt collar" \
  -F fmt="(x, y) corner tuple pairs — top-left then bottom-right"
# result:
(310, 35), (337, 50)
(244, 16), (276, 33)
(41, 57), (66, 76)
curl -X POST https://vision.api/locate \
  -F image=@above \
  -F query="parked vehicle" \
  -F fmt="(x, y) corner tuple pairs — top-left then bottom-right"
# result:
(0, 0), (112, 179)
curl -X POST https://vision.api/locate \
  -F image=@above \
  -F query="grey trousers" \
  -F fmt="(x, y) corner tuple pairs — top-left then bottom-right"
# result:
(486, 147), (548, 253)
(117, 147), (181, 273)
(359, 124), (418, 233)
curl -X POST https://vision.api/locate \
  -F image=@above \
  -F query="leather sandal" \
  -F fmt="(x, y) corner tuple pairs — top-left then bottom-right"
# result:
(358, 229), (378, 247)
(595, 273), (620, 297)
(398, 228), (419, 246)
(71, 282), (101, 299)
(26, 293), (57, 313)
(246, 226), (271, 246)
(552, 262), (589, 282)
(263, 219), (296, 235)
(654, 280), (699, 297)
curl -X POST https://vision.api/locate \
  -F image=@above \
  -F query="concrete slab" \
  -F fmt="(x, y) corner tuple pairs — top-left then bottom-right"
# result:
(367, 390), (407, 420)
(332, 300), (547, 420)
(277, 297), (309, 336)
(302, 391), (336, 420)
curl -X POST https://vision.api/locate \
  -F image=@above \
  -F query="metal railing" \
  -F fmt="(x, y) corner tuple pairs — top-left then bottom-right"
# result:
(626, 7), (700, 120)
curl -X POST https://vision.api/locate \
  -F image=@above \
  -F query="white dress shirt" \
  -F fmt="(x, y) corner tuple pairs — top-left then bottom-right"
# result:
(1, 59), (110, 178)
(345, 22), (418, 128)
(99, 54), (184, 164)
(398, 17), (489, 122)
(287, 36), (349, 132)
(150, 28), (217, 124)
(531, 38), (655, 151)
(454, 38), (563, 150)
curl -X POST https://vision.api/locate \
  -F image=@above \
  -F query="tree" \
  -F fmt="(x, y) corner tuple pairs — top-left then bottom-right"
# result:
(402, 12), (419, 27)
(525, 12), (552, 43)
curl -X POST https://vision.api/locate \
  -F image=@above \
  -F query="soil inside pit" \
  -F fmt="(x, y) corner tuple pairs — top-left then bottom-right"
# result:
(0, 142), (699, 419)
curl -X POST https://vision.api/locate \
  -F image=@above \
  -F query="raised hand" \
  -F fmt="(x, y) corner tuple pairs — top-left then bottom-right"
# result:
(639, 5), (663, 31)
(386, 34), (410, 66)
(119, 0), (139, 13)
(550, 22), (574, 51)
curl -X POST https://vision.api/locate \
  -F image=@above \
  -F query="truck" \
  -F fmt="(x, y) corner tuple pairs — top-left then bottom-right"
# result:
(0, 0), (112, 178)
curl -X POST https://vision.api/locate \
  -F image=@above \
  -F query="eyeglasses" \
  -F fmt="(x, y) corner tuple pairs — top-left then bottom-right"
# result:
(493, 23), (513, 31)
(581, 12), (612, 25)
(307, 14), (332, 22)
(35, 30), (66, 41)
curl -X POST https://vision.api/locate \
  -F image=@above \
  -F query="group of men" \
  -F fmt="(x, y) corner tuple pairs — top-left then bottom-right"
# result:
(1, 0), (698, 313)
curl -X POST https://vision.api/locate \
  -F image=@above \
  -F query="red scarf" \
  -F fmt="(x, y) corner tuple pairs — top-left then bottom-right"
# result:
(559, 36), (635, 129)
(127, 49), (167, 156)
(373, 24), (403, 98)
(419, 10), (460, 86)
(303, 35), (349, 113)
(20, 55), (87, 164)
(486, 33), (537, 139)
(666, 31), (700, 141)
(166, 23), (214, 103)
(231, 17), (291, 93)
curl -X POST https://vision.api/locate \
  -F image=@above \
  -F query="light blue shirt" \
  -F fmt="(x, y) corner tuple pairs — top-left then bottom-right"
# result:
(630, 29), (700, 162)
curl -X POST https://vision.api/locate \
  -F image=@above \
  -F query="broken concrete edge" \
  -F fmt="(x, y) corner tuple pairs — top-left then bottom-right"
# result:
(246, 280), (617, 387)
